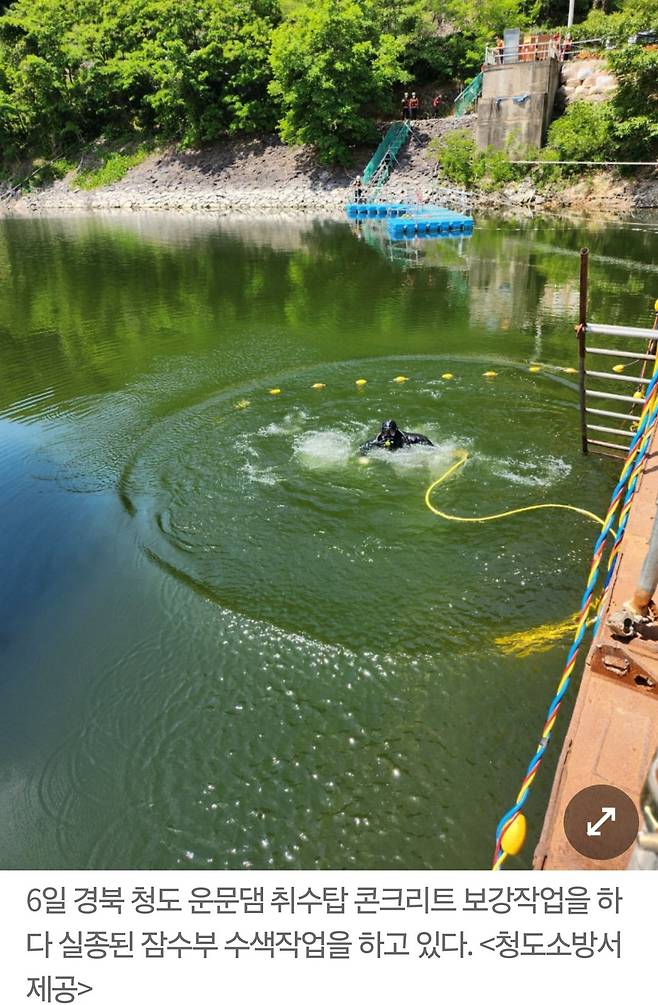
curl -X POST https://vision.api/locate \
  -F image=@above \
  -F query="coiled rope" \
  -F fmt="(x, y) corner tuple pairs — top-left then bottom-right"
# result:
(491, 368), (658, 870)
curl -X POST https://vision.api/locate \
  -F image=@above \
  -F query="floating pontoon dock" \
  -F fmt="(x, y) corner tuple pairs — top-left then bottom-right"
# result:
(346, 202), (474, 239)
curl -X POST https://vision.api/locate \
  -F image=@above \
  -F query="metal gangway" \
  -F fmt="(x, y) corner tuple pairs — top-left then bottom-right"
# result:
(361, 121), (413, 198)
(577, 248), (658, 460)
(454, 73), (482, 117)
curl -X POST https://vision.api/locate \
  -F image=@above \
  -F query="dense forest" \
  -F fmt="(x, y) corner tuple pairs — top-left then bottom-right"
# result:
(0, 0), (656, 170)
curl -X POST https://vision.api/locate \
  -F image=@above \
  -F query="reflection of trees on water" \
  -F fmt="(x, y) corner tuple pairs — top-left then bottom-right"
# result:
(351, 215), (654, 343)
(465, 219), (653, 339)
(0, 214), (655, 416)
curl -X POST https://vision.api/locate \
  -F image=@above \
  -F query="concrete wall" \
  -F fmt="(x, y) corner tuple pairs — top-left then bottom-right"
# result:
(476, 58), (561, 150)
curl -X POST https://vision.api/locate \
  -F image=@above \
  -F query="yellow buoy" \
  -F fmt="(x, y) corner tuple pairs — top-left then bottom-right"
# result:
(269, 388), (282, 395)
(501, 813), (527, 856)
(529, 365), (541, 373)
(563, 367), (577, 374)
(654, 299), (658, 313)
(393, 375), (409, 383)
(355, 378), (367, 387)
(234, 399), (250, 409)
(634, 390), (644, 400)
(312, 382), (326, 390)
(442, 372), (454, 380)
(483, 370), (497, 378)
(612, 364), (626, 373)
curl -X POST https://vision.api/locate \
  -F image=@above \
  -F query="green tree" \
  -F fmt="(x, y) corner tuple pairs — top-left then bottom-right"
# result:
(546, 100), (614, 164)
(439, 0), (541, 74)
(429, 128), (479, 185)
(269, 0), (407, 164)
(0, 0), (282, 165)
(608, 44), (658, 160)
(122, 0), (282, 143)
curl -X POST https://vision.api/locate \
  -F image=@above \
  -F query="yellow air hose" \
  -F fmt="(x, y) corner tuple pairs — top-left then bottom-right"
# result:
(424, 451), (612, 655)
(424, 451), (606, 530)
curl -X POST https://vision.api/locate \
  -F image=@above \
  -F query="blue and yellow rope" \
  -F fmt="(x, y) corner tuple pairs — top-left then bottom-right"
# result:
(491, 368), (658, 869)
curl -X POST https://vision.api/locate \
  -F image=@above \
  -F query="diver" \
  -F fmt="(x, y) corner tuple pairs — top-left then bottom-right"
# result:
(359, 419), (433, 454)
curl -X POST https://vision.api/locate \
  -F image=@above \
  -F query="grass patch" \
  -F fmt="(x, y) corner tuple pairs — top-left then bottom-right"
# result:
(1, 157), (75, 192)
(76, 148), (150, 190)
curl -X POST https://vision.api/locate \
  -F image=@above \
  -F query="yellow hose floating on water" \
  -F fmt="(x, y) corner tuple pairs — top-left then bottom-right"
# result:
(424, 452), (606, 530)
(495, 612), (594, 658)
(424, 452), (610, 656)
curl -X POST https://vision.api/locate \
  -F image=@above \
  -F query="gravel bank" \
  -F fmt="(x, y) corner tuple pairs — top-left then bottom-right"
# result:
(4, 118), (476, 215)
(3, 114), (657, 217)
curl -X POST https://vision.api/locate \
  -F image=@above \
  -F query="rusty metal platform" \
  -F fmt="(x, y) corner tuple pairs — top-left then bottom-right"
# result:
(534, 425), (658, 869)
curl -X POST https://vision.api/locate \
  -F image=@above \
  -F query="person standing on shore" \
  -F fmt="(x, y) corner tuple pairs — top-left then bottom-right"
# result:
(432, 93), (443, 117)
(353, 174), (364, 203)
(409, 92), (420, 119)
(401, 92), (410, 120)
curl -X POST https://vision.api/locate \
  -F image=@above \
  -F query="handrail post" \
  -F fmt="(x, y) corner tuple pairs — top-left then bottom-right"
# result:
(578, 247), (589, 454)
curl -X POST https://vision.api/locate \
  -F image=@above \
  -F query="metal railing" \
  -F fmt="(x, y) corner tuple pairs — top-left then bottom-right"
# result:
(485, 40), (561, 65)
(367, 158), (392, 200)
(362, 121), (411, 185)
(577, 249), (658, 459)
(433, 184), (471, 211)
(454, 72), (483, 117)
(484, 36), (617, 67)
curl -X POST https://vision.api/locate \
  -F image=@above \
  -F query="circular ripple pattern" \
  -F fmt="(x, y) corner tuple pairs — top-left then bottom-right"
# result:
(120, 357), (612, 656)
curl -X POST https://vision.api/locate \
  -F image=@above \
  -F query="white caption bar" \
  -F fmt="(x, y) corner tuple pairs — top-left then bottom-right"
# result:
(1, 870), (655, 1005)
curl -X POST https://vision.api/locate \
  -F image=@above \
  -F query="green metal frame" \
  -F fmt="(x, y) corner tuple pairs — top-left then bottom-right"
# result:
(454, 73), (483, 117)
(362, 121), (412, 185)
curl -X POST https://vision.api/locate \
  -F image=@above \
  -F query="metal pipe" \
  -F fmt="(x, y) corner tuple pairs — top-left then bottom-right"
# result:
(510, 160), (658, 166)
(586, 407), (637, 422)
(587, 323), (658, 339)
(586, 389), (643, 404)
(586, 424), (634, 438)
(578, 248), (589, 454)
(567, 0), (575, 28)
(586, 369), (650, 385)
(586, 347), (656, 361)
(635, 302), (658, 609)
(636, 512), (658, 602)
(587, 439), (628, 454)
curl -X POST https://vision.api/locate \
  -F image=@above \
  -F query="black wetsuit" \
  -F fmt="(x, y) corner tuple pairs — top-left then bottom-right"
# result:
(359, 427), (433, 454)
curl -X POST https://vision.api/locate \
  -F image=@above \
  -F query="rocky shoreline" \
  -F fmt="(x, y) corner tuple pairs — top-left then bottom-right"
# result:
(2, 117), (657, 218)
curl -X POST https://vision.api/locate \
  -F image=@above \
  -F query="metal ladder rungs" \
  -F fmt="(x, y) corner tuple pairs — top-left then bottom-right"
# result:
(578, 246), (657, 458)
(585, 369), (650, 385)
(587, 438), (630, 453)
(585, 388), (644, 405)
(587, 323), (658, 339)
(586, 423), (635, 438)
(585, 406), (637, 422)
(586, 346), (655, 361)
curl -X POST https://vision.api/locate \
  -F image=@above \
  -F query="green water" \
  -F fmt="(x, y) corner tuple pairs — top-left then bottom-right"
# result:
(1, 211), (656, 870)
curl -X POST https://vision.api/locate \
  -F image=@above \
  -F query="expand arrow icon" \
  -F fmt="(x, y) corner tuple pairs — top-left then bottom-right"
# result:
(586, 806), (616, 837)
